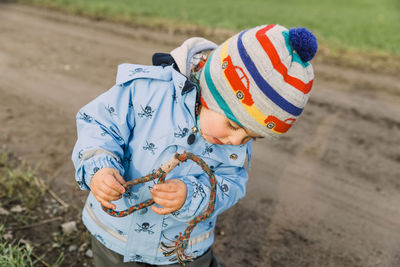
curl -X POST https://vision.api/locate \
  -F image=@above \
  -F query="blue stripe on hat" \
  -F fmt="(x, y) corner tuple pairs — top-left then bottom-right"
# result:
(237, 30), (303, 116)
(203, 51), (242, 126)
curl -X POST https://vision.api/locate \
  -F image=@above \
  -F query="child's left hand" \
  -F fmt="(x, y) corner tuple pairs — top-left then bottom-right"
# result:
(150, 179), (187, 215)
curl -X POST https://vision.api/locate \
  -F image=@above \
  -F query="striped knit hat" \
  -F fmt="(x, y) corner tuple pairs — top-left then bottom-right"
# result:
(199, 24), (317, 139)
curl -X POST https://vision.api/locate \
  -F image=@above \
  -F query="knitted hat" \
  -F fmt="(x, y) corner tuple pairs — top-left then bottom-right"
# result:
(199, 24), (317, 139)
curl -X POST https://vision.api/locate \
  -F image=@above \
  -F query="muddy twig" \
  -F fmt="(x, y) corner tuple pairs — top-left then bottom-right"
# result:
(31, 251), (51, 267)
(36, 176), (69, 209)
(48, 189), (69, 209)
(10, 216), (63, 231)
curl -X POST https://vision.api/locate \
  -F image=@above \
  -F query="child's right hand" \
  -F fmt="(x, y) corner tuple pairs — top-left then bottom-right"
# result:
(90, 168), (126, 209)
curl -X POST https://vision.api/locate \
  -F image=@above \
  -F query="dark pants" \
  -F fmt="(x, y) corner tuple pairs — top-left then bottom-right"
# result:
(91, 236), (221, 267)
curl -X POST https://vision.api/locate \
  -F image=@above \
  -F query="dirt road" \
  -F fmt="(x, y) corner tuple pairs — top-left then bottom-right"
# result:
(1, 3), (400, 266)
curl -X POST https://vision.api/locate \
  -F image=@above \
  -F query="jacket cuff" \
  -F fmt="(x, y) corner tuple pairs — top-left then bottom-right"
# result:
(76, 154), (124, 191)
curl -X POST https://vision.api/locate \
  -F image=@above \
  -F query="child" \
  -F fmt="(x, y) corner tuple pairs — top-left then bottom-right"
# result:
(72, 24), (317, 266)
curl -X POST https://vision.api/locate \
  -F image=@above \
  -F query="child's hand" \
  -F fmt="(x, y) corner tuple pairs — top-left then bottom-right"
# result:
(150, 179), (187, 215)
(90, 168), (126, 209)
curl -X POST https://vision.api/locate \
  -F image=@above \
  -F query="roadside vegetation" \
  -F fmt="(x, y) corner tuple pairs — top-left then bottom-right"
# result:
(17, 0), (400, 58)
(0, 224), (33, 267)
(0, 149), (91, 266)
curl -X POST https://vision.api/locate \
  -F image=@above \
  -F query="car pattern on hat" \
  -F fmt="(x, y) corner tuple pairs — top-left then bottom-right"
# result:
(265, 116), (296, 134)
(221, 37), (297, 134)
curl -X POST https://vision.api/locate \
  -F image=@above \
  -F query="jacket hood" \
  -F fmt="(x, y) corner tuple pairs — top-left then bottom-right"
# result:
(170, 37), (217, 77)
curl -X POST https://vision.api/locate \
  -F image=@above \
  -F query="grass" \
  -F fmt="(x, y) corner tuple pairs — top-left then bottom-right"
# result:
(0, 151), (42, 266)
(16, 0), (400, 57)
(0, 151), (46, 210)
(0, 149), (91, 266)
(0, 225), (34, 267)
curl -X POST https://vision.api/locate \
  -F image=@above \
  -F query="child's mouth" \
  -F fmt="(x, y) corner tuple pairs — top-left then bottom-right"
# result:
(212, 137), (223, 145)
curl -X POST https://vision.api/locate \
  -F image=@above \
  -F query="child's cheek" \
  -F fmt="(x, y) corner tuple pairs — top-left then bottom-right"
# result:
(208, 127), (227, 139)
(214, 128), (227, 138)
(201, 116), (227, 138)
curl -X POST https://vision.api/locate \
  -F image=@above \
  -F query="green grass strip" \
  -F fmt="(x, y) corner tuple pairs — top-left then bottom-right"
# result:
(17, 0), (400, 57)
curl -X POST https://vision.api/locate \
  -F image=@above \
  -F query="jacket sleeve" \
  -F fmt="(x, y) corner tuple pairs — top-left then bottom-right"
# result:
(171, 150), (250, 222)
(71, 83), (135, 190)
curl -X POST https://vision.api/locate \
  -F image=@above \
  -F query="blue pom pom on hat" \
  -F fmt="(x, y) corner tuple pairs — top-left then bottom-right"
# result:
(199, 24), (318, 139)
(289, 27), (318, 62)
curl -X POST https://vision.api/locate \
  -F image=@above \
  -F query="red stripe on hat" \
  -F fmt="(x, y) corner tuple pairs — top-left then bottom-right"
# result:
(200, 96), (209, 109)
(256, 25), (313, 94)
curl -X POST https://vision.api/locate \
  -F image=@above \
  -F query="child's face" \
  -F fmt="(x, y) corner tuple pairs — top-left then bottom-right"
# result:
(199, 107), (262, 146)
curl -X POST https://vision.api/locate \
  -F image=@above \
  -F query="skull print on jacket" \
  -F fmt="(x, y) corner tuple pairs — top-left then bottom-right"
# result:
(72, 61), (252, 264)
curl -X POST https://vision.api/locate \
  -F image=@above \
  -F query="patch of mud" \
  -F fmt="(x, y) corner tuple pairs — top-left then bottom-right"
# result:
(214, 199), (273, 267)
(0, 88), (86, 208)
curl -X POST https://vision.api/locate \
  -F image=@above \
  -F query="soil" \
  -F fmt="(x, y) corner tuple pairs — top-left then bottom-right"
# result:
(1, 3), (400, 267)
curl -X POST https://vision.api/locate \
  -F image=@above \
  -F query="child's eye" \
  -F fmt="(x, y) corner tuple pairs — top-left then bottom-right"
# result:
(227, 121), (240, 131)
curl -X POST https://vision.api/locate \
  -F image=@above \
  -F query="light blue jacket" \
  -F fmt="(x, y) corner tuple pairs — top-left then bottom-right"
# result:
(72, 61), (252, 264)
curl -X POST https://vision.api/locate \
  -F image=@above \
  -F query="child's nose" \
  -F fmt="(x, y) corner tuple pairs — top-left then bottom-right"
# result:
(229, 132), (246, 146)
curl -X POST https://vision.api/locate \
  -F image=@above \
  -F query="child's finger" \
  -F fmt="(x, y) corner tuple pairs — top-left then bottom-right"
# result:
(151, 205), (175, 215)
(100, 181), (124, 197)
(152, 183), (178, 192)
(150, 189), (176, 200)
(152, 196), (177, 208)
(113, 172), (126, 191)
(96, 188), (121, 202)
(102, 200), (116, 210)
(104, 178), (125, 195)
(95, 196), (116, 210)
